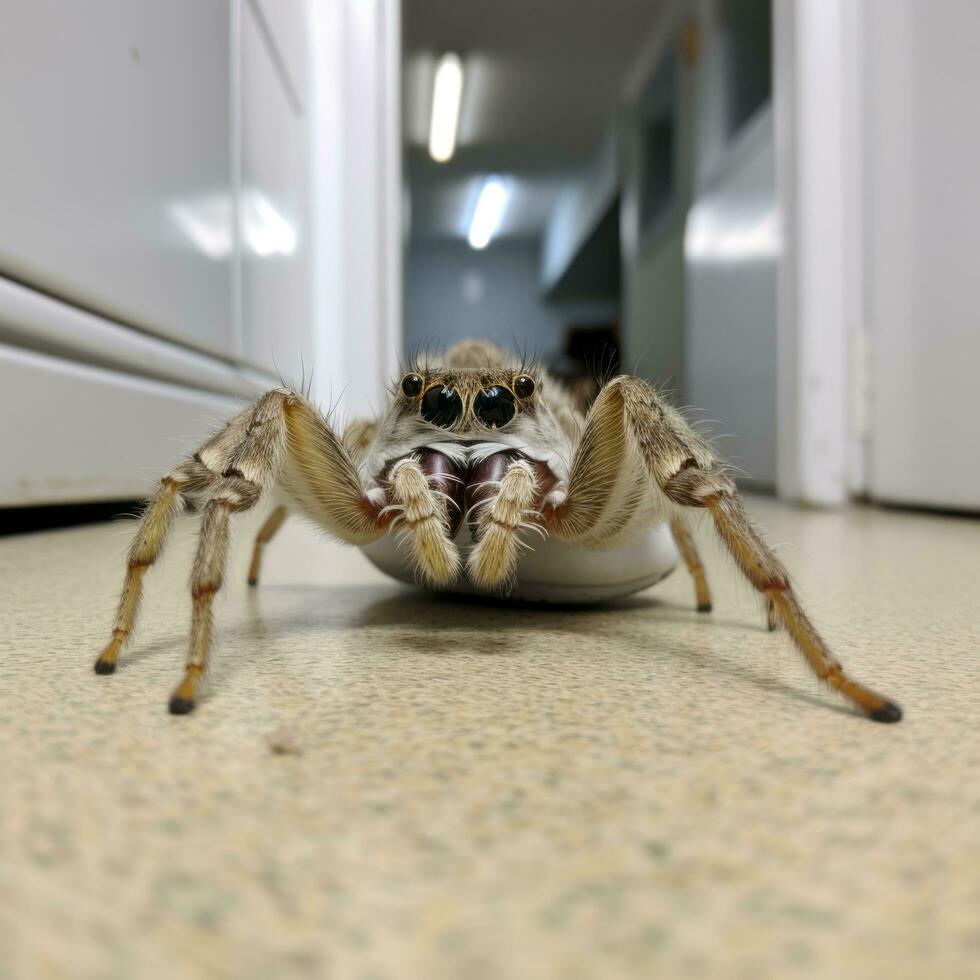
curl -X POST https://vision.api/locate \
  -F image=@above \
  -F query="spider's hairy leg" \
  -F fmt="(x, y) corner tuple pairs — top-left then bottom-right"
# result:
(170, 495), (236, 713)
(342, 418), (378, 460)
(171, 394), (385, 713)
(387, 456), (461, 587)
(466, 453), (541, 591)
(640, 380), (901, 722)
(247, 505), (288, 586)
(687, 483), (900, 720)
(93, 474), (186, 675)
(552, 375), (902, 723)
(669, 517), (712, 613)
(96, 389), (386, 714)
(95, 390), (284, 688)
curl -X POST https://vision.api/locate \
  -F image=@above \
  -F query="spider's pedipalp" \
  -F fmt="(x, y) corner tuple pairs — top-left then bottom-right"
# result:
(386, 455), (461, 587)
(465, 454), (541, 592)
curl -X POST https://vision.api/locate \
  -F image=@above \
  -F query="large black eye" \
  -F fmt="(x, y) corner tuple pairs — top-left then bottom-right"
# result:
(401, 373), (423, 397)
(421, 386), (462, 428)
(474, 386), (516, 428)
(514, 375), (535, 398)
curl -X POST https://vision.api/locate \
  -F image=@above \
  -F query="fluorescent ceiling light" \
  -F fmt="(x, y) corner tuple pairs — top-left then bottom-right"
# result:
(429, 52), (463, 163)
(468, 177), (508, 250)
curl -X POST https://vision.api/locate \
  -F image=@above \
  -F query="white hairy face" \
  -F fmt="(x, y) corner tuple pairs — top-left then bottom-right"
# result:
(359, 364), (575, 489)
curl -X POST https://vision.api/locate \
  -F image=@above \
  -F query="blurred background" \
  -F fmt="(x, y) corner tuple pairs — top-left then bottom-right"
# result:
(1, 0), (978, 526)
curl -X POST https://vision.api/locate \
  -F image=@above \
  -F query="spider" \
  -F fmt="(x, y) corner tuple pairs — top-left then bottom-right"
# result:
(94, 339), (902, 722)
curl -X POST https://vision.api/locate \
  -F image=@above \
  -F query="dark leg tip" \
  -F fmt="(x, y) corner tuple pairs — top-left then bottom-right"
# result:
(247, 577), (258, 587)
(869, 701), (902, 723)
(94, 659), (117, 675)
(168, 697), (196, 716)
(697, 602), (712, 613)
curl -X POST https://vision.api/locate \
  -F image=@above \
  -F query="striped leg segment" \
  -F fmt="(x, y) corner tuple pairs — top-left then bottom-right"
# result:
(169, 498), (233, 714)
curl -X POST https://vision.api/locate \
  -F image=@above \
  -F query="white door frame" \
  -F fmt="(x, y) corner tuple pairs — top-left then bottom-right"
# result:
(773, 0), (864, 506)
(308, 0), (402, 420)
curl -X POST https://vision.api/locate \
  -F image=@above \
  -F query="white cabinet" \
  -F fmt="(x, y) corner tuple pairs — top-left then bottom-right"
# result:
(240, 0), (310, 381)
(0, 0), (401, 508)
(0, 0), (313, 506)
(252, 0), (309, 107)
(0, 0), (235, 357)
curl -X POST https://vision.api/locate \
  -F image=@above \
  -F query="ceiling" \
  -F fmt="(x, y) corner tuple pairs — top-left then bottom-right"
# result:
(403, 0), (667, 243)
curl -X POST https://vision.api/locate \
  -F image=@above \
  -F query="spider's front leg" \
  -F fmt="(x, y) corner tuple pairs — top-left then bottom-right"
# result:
(548, 376), (902, 723)
(95, 390), (386, 714)
(245, 417), (382, 588)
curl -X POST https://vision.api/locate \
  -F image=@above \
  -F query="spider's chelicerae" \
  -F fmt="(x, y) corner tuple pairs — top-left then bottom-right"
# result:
(94, 339), (902, 722)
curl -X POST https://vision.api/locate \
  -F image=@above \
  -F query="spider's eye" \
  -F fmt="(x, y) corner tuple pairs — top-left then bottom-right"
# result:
(514, 375), (536, 399)
(474, 386), (516, 428)
(421, 386), (462, 428)
(401, 373), (423, 397)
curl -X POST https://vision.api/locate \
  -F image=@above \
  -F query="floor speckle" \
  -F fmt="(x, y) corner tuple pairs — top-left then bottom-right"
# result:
(0, 497), (977, 978)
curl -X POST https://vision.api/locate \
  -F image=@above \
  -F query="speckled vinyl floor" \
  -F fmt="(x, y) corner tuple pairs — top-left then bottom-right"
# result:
(1, 496), (978, 979)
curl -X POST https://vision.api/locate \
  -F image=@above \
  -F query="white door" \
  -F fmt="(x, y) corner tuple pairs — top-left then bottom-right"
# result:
(863, 0), (980, 511)
(0, 0), (235, 356)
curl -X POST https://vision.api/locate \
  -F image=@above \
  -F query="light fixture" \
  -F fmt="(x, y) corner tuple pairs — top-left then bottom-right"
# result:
(468, 177), (509, 250)
(429, 52), (463, 163)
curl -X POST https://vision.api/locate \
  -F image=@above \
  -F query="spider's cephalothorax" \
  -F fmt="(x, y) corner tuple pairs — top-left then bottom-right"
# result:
(93, 339), (902, 724)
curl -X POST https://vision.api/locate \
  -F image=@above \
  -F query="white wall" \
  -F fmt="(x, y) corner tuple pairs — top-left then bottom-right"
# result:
(541, 125), (619, 296)
(861, 0), (980, 511)
(405, 241), (615, 365)
(625, 0), (779, 488)
(685, 110), (778, 489)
